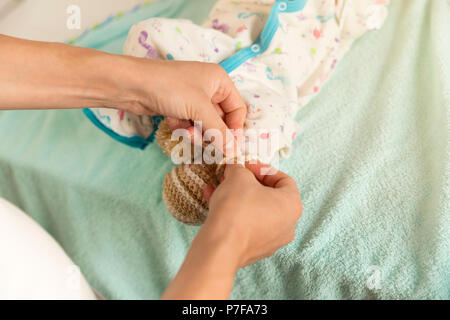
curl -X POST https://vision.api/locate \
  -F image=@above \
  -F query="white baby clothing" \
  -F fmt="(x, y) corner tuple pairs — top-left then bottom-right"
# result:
(86, 0), (389, 161)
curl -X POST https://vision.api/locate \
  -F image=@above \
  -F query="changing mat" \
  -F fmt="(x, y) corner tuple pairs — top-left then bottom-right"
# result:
(0, 0), (448, 299)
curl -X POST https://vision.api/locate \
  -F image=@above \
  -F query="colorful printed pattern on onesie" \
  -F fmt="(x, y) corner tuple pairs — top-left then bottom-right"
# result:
(87, 0), (389, 160)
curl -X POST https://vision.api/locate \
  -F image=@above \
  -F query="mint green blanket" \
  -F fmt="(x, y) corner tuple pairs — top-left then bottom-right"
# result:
(0, 0), (448, 299)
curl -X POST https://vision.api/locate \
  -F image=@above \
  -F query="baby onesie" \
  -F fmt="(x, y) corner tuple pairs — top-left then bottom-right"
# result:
(85, 0), (389, 162)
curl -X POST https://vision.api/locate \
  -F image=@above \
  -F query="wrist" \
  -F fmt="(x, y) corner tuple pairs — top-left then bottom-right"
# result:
(77, 48), (153, 113)
(107, 55), (164, 114)
(85, 52), (144, 112)
(161, 223), (239, 300)
(195, 217), (244, 272)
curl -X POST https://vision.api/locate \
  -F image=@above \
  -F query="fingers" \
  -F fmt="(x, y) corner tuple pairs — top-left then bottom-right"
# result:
(245, 161), (297, 190)
(222, 162), (296, 191)
(245, 161), (302, 218)
(212, 103), (225, 119)
(195, 99), (239, 157)
(166, 117), (200, 143)
(212, 73), (247, 131)
(166, 117), (191, 131)
(166, 64), (246, 158)
(203, 164), (244, 204)
(167, 103), (235, 154)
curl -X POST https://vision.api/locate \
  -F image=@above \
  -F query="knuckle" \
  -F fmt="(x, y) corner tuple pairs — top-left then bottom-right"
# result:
(188, 97), (205, 120)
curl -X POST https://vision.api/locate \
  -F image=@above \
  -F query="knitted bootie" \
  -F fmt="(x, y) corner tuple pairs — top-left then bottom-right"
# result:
(162, 163), (217, 225)
(156, 120), (218, 225)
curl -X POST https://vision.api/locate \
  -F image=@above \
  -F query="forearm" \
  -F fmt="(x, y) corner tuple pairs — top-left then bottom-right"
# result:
(0, 34), (140, 111)
(161, 224), (240, 300)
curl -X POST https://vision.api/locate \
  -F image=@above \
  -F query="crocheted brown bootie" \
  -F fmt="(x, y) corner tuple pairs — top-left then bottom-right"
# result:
(162, 163), (217, 225)
(156, 120), (218, 225)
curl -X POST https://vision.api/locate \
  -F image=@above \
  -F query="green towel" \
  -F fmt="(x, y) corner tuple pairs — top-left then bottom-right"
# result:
(0, 0), (448, 299)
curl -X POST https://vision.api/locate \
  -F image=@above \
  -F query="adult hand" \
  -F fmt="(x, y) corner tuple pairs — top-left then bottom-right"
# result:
(0, 36), (247, 153)
(162, 162), (302, 299)
(203, 162), (302, 267)
(123, 59), (247, 152)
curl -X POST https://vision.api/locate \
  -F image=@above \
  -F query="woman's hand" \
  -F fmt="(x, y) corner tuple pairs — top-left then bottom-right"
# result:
(203, 162), (303, 268)
(0, 35), (246, 152)
(124, 59), (247, 141)
(162, 162), (302, 300)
